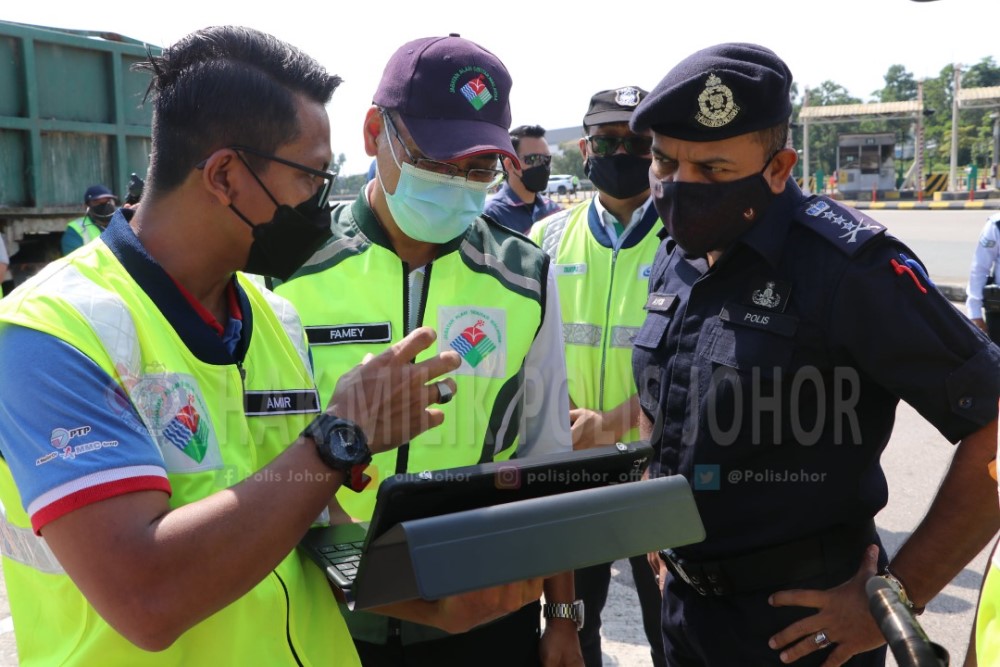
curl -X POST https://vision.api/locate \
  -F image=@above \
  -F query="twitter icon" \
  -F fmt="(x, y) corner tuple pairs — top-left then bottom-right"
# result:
(693, 464), (721, 491)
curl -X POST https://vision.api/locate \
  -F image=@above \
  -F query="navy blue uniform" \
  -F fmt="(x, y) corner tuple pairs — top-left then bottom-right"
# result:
(632, 180), (1000, 666)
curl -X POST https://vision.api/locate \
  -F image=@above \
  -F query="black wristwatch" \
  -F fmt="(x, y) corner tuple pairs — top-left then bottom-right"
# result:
(301, 414), (371, 492)
(543, 600), (585, 631)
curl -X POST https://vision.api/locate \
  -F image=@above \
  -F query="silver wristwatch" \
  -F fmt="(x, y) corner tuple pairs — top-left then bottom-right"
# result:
(543, 600), (585, 631)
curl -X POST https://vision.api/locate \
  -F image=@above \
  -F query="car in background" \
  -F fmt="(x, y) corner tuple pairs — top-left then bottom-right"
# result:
(545, 174), (577, 195)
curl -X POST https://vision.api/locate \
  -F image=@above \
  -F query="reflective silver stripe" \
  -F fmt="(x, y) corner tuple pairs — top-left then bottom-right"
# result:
(299, 234), (365, 271)
(0, 504), (63, 574)
(563, 323), (602, 347)
(610, 326), (640, 349)
(50, 265), (143, 383)
(539, 210), (571, 259)
(460, 240), (542, 297)
(492, 383), (524, 458)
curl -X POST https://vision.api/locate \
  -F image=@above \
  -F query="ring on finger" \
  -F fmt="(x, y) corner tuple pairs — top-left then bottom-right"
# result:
(813, 630), (830, 648)
(435, 381), (454, 405)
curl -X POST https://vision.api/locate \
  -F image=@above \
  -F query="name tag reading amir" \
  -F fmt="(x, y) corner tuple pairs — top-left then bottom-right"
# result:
(244, 389), (320, 416)
(305, 323), (392, 346)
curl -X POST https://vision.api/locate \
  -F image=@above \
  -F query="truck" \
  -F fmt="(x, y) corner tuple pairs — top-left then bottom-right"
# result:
(0, 20), (161, 284)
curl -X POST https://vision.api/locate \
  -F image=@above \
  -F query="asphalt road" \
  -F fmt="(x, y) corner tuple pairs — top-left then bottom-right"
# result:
(0, 209), (996, 665)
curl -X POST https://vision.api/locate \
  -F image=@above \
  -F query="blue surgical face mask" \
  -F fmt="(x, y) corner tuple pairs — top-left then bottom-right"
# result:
(376, 123), (489, 244)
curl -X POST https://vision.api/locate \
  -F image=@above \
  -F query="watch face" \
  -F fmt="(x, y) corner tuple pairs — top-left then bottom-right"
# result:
(330, 425), (365, 463)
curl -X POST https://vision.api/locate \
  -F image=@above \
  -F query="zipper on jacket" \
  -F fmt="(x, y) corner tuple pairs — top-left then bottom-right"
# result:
(597, 247), (620, 411)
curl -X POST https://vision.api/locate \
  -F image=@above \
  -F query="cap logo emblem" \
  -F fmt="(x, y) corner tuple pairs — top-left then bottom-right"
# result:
(451, 67), (499, 111)
(614, 87), (641, 107)
(695, 73), (740, 128)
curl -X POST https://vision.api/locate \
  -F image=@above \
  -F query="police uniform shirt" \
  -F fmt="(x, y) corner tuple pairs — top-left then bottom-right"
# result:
(632, 179), (1000, 561)
(966, 212), (1000, 320)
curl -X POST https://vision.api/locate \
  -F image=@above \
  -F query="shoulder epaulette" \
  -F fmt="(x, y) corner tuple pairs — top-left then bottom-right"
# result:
(794, 196), (886, 256)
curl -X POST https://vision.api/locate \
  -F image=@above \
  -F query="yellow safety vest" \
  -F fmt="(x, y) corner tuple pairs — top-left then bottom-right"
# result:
(66, 215), (103, 244)
(530, 199), (661, 443)
(276, 193), (548, 521)
(0, 239), (358, 666)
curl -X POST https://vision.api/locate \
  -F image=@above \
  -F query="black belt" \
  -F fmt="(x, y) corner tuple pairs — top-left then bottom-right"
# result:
(660, 521), (876, 597)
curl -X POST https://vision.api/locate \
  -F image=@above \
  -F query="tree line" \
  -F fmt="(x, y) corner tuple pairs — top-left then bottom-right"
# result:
(331, 57), (1000, 194)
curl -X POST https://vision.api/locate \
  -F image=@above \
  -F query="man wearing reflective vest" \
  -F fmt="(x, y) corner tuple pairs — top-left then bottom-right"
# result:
(276, 35), (580, 667)
(61, 184), (119, 256)
(529, 87), (666, 667)
(0, 26), (540, 667)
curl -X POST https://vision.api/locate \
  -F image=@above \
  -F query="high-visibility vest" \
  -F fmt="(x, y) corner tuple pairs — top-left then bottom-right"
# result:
(979, 553), (1000, 664)
(66, 215), (103, 244)
(0, 240), (358, 667)
(276, 195), (547, 521)
(530, 199), (661, 443)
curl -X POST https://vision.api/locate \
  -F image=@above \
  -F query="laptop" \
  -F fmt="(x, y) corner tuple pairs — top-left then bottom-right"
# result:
(299, 442), (705, 609)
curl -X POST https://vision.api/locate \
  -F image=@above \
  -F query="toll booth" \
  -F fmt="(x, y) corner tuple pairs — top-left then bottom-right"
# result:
(836, 133), (896, 196)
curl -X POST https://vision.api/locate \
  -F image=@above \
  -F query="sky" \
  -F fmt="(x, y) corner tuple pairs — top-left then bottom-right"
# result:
(4, 0), (996, 175)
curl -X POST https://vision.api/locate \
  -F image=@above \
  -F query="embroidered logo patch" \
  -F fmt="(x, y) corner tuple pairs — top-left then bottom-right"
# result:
(440, 306), (506, 378)
(695, 74), (739, 128)
(133, 373), (222, 472)
(450, 67), (500, 111)
(745, 278), (791, 312)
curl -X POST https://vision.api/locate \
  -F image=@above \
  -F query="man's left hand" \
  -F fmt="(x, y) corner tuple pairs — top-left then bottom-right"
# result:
(540, 618), (584, 667)
(767, 545), (884, 665)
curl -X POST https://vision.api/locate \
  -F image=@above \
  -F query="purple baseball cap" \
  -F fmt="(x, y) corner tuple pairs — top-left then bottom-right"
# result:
(373, 34), (517, 163)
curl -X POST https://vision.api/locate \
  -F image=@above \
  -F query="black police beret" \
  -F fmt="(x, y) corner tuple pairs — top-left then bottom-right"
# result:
(631, 43), (793, 141)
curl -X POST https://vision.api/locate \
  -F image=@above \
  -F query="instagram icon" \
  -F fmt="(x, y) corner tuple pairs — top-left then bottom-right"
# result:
(495, 464), (521, 490)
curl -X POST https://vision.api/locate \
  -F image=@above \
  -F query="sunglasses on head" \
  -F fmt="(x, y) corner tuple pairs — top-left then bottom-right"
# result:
(519, 153), (552, 168)
(585, 134), (653, 158)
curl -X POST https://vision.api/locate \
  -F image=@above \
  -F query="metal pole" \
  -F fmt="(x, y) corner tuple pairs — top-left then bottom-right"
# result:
(992, 112), (999, 189)
(802, 88), (811, 195)
(949, 65), (961, 192)
(916, 81), (925, 197)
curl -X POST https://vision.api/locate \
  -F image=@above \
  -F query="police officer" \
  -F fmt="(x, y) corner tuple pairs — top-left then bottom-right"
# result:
(529, 86), (665, 667)
(61, 184), (118, 255)
(966, 211), (1000, 344)
(484, 124), (562, 233)
(276, 35), (581, 667)
(630, 43), (1000, 666)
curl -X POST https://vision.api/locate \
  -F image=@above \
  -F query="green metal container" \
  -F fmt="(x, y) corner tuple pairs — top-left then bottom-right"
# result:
(0, 20), (161, 277)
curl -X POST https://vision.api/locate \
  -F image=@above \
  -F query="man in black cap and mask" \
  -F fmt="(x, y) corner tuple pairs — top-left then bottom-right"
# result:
(529, 84), (663, 666)
(484, 124), (562, 233)
(630, 43), (1000, 665)
(61, 184), (119, 255)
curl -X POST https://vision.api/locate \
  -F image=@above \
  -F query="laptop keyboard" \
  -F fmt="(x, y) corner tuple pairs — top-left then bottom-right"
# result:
(316, 541), (365, 584)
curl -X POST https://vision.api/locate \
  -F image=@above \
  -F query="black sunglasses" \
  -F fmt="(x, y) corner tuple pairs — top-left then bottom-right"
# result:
(520, 153), (552, 168)
(585, 134), (653, 158)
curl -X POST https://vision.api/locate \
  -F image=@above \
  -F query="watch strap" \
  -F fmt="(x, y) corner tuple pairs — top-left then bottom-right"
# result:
(543, 600), (585, 631)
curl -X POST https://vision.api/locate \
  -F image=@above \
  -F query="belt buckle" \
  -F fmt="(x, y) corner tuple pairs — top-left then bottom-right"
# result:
(661, 549), (710, 596)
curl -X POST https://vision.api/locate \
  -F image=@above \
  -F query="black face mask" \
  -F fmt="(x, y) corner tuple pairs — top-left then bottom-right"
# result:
(88, 202), (116, 226)
(585, 154), (652, 200)
(229, 187), (332, 281)
(519, 165), (550, 194)
(650, 161), (776, 257)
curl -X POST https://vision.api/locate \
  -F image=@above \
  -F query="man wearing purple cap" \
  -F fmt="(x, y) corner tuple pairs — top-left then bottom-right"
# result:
(61, 184), (119, 255)
(276, 34), (581, 667)
(629, 42), (1000, 665)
